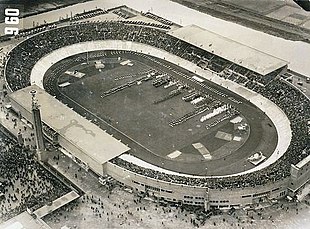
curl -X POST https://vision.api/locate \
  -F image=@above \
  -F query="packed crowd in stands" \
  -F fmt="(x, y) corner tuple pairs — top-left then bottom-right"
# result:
(0, 133), (70, 222)
(4, 21), (310, 189)
(17, 24), (58, 39)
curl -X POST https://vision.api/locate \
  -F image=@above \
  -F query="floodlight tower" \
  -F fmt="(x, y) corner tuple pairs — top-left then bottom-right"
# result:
(30, 90), (47, 162)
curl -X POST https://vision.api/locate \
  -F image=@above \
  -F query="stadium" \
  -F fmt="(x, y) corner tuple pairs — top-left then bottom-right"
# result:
(4, 6), (310, 210)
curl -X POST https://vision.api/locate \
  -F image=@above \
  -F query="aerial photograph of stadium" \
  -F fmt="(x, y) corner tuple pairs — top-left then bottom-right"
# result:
(0, 0), (309, 228)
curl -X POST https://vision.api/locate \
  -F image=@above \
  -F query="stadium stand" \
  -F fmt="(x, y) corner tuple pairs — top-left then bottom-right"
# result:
(4, 21), (309, 192)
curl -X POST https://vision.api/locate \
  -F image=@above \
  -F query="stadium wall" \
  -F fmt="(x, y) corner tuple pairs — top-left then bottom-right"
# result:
(289, 160), (310, 193)
(57, 136), (104, 176)
(29, 40), (291, 177)
(105, 162), (289, 210)
(105, 163), (206, 205)
(9, 99), (33, 123)
(208, 179), (289, 208)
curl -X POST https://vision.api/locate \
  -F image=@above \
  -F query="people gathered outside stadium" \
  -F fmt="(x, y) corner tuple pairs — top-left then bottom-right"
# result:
(0, 134), (70, 222)
(4, 21), (310, 190)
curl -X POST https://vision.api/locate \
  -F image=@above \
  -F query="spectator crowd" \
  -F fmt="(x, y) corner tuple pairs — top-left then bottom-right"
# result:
(0, 133), (70, 222)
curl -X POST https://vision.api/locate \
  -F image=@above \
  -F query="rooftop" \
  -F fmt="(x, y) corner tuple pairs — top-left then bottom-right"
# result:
(9, 85), (130, 165)
(296, 153), (310, 169)
(0, 211), (50, 229)
(168, 25), (289, 75)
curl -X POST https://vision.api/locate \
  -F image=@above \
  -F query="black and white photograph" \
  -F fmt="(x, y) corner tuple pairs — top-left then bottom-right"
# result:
(0, 0), (309, 228)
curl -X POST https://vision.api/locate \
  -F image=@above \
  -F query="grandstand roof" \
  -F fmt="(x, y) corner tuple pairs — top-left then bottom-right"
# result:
(168, 25), (288, 76)
(296, 154), (310, 169)
(9, 85), (130, 165)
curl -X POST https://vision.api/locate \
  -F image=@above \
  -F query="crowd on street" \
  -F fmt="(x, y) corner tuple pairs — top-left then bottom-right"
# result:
(0, 134), (70, 222)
